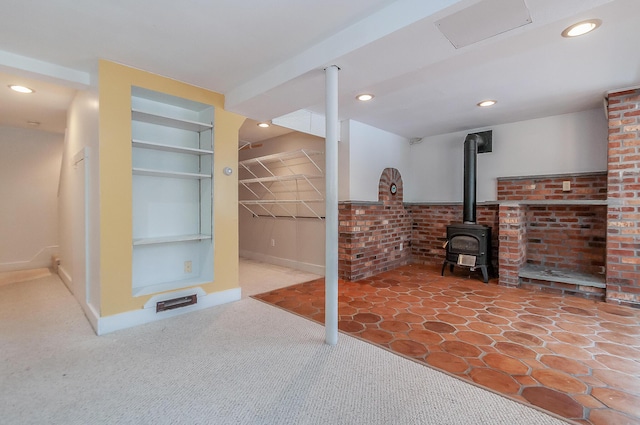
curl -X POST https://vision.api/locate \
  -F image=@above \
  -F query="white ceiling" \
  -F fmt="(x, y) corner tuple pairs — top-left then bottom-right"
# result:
(0, 0), (638, 140)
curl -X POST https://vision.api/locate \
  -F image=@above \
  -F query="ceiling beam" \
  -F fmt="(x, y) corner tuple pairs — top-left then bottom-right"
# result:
(225, 0), (465, 113)
(0, 49), (90, 89)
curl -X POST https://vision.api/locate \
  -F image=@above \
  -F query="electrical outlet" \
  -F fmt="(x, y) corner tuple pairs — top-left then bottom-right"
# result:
(184, 260), (192, 273)
(271, 239), (276, 247)
(562, 181), (571, 192)
(400, 242), (403, 251)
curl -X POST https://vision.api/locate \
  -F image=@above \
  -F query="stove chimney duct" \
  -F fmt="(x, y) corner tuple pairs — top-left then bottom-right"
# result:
(463, 131), (492, 224)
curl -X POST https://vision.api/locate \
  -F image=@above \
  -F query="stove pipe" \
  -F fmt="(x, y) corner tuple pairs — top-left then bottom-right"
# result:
(463, 133), (484, 224)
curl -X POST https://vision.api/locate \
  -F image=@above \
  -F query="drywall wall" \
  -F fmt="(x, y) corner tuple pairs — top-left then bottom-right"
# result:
(341, 120), (411, 202)
(239, 131), (326, 274)
(407, 108), (608, 202)
(59, 88), (100, 312)
(0, 126), (63, 272)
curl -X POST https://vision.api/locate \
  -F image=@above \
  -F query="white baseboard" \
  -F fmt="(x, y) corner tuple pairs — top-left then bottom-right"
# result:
(239, 250), (325, 275)
(57, 265), (73, 292)
(0, 245), (59, 273)
(92, 287), (241, 335)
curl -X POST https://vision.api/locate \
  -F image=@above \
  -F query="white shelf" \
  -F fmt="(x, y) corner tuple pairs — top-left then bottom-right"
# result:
(238, 149), (322, 167)
(132, 109), (213, 132)
(239, 174), (322, 184)
(132, 139), (213, 155)
(239, 149), (325, 219)
(133, 167), (211, 179)
(133, 234), (212, 246)
(239, 199), (324, 219)
(240, 199), (324, 205)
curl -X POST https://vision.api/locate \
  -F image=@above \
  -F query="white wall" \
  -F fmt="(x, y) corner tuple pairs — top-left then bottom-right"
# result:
(58, 89), (100, 313)
(340, 120), (411, 202)
(0, 126), (63, 272)
(407, 108), (608, 202)
(239, 131), (326, 274)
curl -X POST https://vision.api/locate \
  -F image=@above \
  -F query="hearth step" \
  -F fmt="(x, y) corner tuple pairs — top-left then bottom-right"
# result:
(518, 265), (605, 288)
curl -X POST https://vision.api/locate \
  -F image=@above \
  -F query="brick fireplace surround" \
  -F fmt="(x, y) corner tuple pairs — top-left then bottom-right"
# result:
(338, 87), (640, 307)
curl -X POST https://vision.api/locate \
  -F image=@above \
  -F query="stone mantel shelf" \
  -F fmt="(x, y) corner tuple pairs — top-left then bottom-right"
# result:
(403, 200), (606, 206)
(499, 200), (608, 206)
(496, 171), (607, 181)
(404, 201), (499, 206)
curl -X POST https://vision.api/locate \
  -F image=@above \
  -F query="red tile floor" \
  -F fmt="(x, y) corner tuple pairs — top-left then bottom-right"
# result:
(253, 264), (640, 425)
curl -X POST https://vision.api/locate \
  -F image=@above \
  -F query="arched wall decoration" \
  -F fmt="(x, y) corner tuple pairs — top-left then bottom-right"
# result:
(378, 168), (403, 204)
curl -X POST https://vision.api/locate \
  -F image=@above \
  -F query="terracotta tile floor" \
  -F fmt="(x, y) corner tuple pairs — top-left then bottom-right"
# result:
(253, 264), (640, 425)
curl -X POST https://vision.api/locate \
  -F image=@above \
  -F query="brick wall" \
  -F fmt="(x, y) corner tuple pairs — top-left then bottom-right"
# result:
(526, 205), (607, 275)
(497, 172), (607, 201)
(606, 88), (640, 307)
(407, 204), (499, 270)
(338, 168), (411, 281)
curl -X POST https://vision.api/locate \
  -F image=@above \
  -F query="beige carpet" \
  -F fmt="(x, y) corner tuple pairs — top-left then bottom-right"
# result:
(0, 272), (568, 424)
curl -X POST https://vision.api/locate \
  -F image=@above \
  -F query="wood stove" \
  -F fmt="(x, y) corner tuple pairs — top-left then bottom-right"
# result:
(442, 131), (493, 283)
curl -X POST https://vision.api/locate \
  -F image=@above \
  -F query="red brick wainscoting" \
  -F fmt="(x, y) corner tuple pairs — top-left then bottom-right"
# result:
(606, 87), (640, 308)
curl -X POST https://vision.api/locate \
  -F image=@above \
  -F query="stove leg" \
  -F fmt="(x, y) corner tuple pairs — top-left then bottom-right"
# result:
(480, 266), (489, 284)
(441, 261), (447, 276)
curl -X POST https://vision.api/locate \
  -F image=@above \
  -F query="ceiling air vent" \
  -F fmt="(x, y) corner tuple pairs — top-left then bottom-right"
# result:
(435, 0), (532, 49)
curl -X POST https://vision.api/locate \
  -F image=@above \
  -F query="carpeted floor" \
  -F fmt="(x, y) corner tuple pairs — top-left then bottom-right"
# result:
(252, 264), (640, 425)
(0, 271), (568, 425)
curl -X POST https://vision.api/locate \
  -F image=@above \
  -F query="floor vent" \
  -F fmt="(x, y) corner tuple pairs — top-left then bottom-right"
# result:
(156, 295), (197, 313)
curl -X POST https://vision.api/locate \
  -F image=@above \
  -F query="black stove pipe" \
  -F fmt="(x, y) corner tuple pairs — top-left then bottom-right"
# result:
(463, 133), (483, 224)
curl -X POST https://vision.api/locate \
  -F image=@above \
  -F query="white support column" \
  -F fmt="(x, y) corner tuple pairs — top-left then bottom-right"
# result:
(324, 65), (339, 346)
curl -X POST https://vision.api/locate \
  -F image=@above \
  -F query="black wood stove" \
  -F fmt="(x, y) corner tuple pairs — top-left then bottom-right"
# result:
(441, 131), (493, 283)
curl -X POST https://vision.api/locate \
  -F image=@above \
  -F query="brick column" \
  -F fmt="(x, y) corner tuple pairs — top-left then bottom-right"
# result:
(498, 204), (526, 287)
(606, 88), (640, 307)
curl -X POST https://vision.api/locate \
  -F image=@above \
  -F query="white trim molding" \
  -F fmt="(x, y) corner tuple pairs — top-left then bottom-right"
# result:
(88, 287), (241, 335)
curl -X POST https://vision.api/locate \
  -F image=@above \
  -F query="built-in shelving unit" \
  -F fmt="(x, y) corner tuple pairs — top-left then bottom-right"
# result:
(131, 86), (215, 297)
(238, 149), (324, 219)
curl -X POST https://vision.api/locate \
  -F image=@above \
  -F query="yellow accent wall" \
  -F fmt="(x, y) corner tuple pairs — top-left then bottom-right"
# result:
(99, 60), (245, 316)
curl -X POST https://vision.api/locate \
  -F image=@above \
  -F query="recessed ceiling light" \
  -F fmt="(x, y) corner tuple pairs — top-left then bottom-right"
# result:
(477, 100), (497, 107)
(356, 94), (374, 101)
(561, 19), (601, 38)
(9, 85), (34, 94)
(257, 122), (270, 128)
